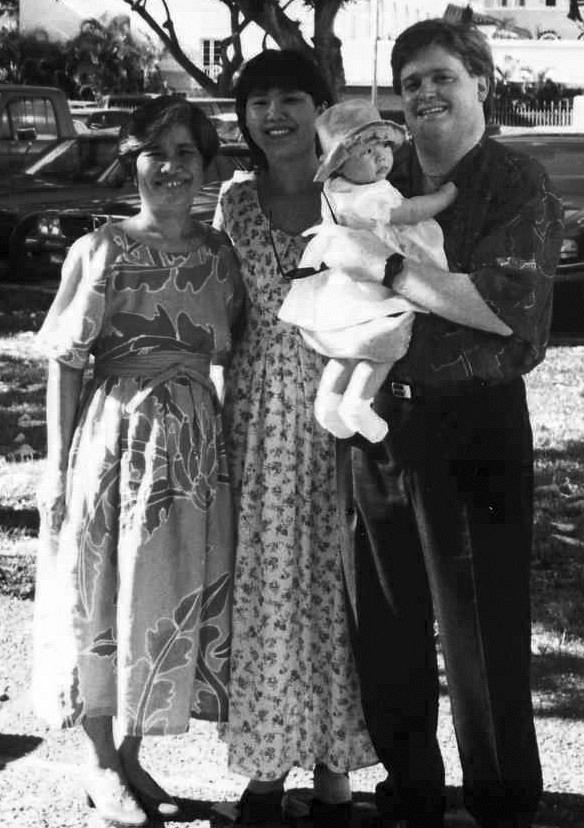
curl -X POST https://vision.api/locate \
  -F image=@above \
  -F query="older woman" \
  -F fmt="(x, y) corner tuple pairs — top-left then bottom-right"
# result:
(32, 97), (244, 826)
(214, 50), (377, 826)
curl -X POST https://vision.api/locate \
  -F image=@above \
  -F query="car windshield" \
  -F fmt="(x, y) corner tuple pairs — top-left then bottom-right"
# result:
(24, 135), (120, 183)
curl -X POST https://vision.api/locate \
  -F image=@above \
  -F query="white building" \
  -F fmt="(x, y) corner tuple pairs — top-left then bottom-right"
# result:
(468, 0), (584, 39)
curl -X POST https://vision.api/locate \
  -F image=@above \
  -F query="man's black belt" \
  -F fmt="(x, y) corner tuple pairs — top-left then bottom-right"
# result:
(387, 378), (502, 401)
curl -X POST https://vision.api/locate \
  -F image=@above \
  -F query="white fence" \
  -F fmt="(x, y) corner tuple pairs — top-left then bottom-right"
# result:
(490, 97), (574, 128)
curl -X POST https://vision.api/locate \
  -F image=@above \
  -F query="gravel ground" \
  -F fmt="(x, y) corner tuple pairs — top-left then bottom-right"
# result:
(1, 594), (583, 828)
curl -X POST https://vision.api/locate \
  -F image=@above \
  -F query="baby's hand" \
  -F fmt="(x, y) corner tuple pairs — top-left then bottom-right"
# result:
(301, 224), (396, 281)
(437, 181), (457, 204)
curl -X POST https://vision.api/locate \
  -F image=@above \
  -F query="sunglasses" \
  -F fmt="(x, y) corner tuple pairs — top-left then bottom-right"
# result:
(268, 188), (338, 283)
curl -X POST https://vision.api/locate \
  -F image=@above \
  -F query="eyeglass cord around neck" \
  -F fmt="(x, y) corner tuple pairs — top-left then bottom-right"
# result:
(268, 186), (337, 282)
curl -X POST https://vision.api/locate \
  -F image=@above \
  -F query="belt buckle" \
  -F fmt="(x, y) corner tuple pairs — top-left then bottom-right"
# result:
(391, 381), (413, 400)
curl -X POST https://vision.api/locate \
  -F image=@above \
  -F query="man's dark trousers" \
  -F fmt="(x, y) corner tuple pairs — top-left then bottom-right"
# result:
(337, 377), (542, 827)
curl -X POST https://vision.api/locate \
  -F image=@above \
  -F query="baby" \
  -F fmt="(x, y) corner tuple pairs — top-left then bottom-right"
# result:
(279, 99), (511, 442)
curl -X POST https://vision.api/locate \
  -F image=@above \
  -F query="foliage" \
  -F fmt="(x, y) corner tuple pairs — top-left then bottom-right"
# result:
(0, 0), (17, 18)
(65, 15), (164, 98)
(494, 68), (583, 108)
(0, 28), (75, 91)
(0, 13), (164, 98)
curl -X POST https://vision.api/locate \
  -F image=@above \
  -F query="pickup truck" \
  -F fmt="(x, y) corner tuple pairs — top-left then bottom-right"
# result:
(0, 85), (76, 174)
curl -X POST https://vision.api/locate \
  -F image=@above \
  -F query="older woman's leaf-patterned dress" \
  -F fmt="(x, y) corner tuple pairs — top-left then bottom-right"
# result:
(32, 222), (244, 736)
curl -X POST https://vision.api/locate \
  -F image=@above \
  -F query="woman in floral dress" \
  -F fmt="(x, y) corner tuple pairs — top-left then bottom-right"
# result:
(32, 97), (244, 827)
(213, 51), (377, 826)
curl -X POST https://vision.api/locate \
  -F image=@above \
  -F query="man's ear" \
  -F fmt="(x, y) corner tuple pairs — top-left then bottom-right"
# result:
(477, 76), (489, 103)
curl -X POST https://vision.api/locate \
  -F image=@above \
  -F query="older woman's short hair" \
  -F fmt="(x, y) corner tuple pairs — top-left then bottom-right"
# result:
(391, 19), (495, 120)
(118, 96), (220, 175)
(234, 49), (333, 168)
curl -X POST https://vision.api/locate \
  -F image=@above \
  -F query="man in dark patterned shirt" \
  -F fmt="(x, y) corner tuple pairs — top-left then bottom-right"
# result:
(305, 18), (564, 828)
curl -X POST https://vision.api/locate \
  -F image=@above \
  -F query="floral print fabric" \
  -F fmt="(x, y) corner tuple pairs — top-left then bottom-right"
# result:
(32, 222), (243, 735)
(214, 173), (377, 779)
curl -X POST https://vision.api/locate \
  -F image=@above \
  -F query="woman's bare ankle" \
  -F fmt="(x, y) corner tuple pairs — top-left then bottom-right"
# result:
(82, 716), (122, 771)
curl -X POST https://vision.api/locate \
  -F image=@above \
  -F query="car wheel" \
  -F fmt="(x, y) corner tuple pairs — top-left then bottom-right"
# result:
(7, 222), (34, 283)
(551, 282), (584, 337)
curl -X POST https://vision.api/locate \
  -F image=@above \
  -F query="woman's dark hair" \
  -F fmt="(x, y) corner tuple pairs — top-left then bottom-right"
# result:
(118, 95), (220, 176)
(391, 19), (495, 120)
(234, 49), (332, 168)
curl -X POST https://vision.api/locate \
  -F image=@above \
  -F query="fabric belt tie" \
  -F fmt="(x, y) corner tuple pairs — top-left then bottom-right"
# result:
(94, 353), (214, 414)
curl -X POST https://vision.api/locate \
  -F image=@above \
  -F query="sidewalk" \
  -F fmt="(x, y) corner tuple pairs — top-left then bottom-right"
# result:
(1, 593), (582, 828)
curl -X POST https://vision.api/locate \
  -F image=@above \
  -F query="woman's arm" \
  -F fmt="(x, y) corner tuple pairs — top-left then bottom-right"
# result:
(46, 360), (84, 471)
(39, 360), (84, 534)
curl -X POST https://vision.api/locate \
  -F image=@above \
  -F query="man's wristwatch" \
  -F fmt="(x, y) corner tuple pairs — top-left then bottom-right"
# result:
(382, 253), (405, 288)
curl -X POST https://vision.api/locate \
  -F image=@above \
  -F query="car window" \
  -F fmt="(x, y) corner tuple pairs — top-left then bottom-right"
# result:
(0, 96), (59, 140)
(24, 136), (119, 182)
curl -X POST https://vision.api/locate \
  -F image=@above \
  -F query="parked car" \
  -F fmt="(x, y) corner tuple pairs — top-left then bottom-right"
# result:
(0, 132), (249, 282)
(72, 97), (241, 142)
(71, 107), (134, 135)
(185, 98), (242, 143)
(496, 132), (584, 336)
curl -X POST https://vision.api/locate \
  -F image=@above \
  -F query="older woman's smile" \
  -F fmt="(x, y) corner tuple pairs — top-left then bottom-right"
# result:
(155, 177), (191, 189)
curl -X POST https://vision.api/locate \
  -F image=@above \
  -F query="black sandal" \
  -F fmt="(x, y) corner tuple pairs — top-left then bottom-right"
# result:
(310, 797), (353, 827)
(236, 788), (284, 824)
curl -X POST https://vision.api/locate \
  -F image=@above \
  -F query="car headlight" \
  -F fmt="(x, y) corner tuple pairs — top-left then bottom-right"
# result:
(559, 238), (578, 262)
(36, 215), (62, 236)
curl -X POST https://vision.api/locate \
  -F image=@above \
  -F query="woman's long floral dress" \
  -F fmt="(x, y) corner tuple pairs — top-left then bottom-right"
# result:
(214, 173), (377, 780)
(32, 222), (244, 736)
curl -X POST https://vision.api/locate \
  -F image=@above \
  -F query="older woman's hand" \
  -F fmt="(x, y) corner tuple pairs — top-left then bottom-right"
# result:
(301, 224), (400, 281)
(37, 468), (67, 535)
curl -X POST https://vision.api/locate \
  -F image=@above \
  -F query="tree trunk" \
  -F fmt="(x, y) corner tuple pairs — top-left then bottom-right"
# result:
(235, 0), (308, 51)
(214, 0), (245, 96)
(121, 0), (220, 95)
(122, 0), (346, 100)
(313, 0), (345, 102)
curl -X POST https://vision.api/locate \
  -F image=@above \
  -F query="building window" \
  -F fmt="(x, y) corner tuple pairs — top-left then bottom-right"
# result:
(202, 39), (222, 80)
(545, 0), (556, 6)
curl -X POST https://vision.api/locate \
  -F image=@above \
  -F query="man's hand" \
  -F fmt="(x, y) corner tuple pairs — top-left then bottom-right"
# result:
(301, 224), (399, 281)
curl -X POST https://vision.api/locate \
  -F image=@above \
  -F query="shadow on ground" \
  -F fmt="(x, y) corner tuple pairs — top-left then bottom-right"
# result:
(531, 650), (584, 719)
(207, 787), (584, 827)
(0, 505), (39, 532)
(0, 733), (43, 769)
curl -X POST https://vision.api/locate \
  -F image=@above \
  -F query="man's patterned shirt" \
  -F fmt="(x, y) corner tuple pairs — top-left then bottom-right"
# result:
(388, 134), (564, 385)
